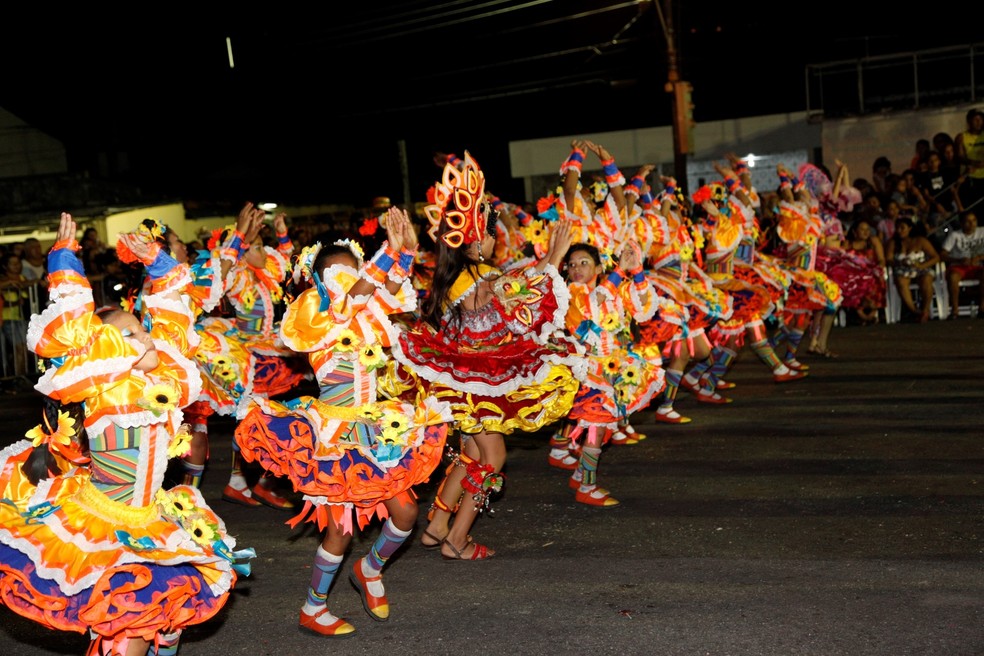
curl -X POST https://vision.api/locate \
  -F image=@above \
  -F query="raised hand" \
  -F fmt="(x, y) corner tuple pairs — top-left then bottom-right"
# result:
(272, 212), (288, 236)
(540, 219), (573, 270)
(56, 212), (77, 244)
(618, 240), (642, 272)
(239, 202), (266, 244)
(383, 206), (414, 252)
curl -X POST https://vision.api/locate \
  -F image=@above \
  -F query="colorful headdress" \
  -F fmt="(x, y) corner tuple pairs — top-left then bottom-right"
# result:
(292, 239), (364, 286)
(589, 179), (610, 204)
(207, 224), (237, 251)
(691, 183), (729, 205)
(424, 151), (488, 249)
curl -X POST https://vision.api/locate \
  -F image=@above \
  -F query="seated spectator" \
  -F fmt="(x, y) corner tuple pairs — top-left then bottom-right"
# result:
(19, 237), (46, 283)
(896, 170), (929, 221)
(915, 150), (962, 241)
(877, 199), (901, 244)
(844, 219), (887, 325)
(940, 211), (984, 319)
(886, 218), (941, 322)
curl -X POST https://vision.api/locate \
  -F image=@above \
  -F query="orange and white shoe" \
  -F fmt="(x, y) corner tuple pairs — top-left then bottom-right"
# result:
(696, 389), (732, 404)
(574, 485), (620, 507)
(350, 558), (389, 621)
(299, 607), (356, 637)
(773, 369), (808, 383)
(609, 430), (639, 446)
(252, 482), (295, 510)
(654, 408), (692, 424)
(620, 423), (647, 442)
(547, 451), (579, 470)
(221, 484), (261, 507)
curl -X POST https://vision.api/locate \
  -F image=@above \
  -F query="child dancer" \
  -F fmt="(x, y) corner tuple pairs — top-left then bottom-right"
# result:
(235, 207), (451, 636)
(0, 213), (252, 656)
(394, 152), (584, 560)
(560, 241), (664, 505)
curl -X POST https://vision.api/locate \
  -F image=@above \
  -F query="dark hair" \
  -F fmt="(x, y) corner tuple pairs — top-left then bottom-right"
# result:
(873, 156), (891, 171)
(565, 243), (601, 266)
(22, 397), (87, 485)
(421, 222), (494, 331)
(313, 243), (359, 275)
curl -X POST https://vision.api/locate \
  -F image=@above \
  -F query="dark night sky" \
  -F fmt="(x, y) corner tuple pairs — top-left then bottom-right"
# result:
(2, 2), (978, 208)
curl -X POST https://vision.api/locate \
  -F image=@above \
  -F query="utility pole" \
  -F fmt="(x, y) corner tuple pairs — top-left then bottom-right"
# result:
(657, 0), (694, 194)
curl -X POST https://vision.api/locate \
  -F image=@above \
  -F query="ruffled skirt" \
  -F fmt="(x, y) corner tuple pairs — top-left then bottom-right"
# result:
(234, 395), (451, 531)
(0, 441), (249, 642)
(393, 330), (582, 435)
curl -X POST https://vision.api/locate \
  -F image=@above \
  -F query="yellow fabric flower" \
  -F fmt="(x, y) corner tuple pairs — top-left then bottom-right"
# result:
(380, 413), (409, 445)
(359, 344), (385, 370)
(621, 365), (640, 386)
(157, 489), (195, 519)
(240, 286), (256, 313)
(27, 411), (76, 448)
(189, 517), (216, 546)
(167, 425), (193, 459)
(140, 383), (179, 416)
(357, 403), (382, 422)
(335, 328), (359, 352)
(600, 312), (620, 332)
(520, 220), (550, 254)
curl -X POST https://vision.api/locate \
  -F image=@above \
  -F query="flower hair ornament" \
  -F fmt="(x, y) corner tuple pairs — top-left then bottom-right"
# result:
(291, 239), (364, 287)
(424, 151), (489, 249)
(207, 224), (237, 251)
(25, 410), (88, 465)
(140, 218), (167, 242)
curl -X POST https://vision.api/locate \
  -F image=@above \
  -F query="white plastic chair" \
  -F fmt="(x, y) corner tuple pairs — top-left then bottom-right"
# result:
(940, 262), (982, 318)
(885, 262), (947, 322)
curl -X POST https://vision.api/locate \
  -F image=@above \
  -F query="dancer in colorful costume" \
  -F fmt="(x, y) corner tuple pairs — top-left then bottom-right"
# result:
(771, 164), (843, 364)
(208, 206), (310, 509)
(558, 240), (665, 506)
(798, 160), (872, 354)
(234, 207), (449, 636)
(0, 213), (253, 656)
(394, 152), (583, 560)
(630, 174), (729, 423)
(541, 140), (651, 445)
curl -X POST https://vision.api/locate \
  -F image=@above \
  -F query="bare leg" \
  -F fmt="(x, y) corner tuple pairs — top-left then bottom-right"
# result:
(917, 274), (935, 320)
(895, 276), (919, 315)
(440, 430), (505, 559)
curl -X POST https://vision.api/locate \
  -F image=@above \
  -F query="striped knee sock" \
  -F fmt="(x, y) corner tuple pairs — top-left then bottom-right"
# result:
(750, 338), (783, 371)
(576, 446), (602, 488)
(706, 347), (737, 387)
(304, 546), (343, 611)
(180, 461), (205, 488)
(363, 519), (412, 576)
(785, 329), (805, 361)
(659, 369), (683, 410)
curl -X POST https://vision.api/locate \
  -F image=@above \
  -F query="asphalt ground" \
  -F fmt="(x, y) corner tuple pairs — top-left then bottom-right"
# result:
(0, 318), (982, 656)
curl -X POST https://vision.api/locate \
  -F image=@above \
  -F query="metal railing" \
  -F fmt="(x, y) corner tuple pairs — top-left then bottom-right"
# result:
(806, 43), (984, 119)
